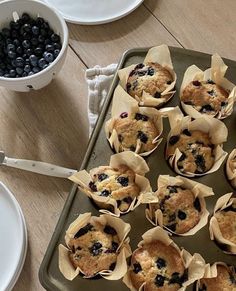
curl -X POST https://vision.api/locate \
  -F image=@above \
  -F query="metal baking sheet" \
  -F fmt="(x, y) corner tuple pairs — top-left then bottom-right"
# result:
(39, 47), (236, 291)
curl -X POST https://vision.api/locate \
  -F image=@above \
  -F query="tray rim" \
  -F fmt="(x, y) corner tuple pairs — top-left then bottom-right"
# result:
(38, 46), (236, 291)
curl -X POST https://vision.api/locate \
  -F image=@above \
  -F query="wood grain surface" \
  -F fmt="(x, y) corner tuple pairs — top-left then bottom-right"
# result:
(0, 1), (234, 290)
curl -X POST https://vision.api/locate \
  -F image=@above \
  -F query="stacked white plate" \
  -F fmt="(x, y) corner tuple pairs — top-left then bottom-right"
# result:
(0, 182), (27, 291)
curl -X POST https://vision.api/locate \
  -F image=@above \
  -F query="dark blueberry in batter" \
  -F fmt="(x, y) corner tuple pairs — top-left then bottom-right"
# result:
(116, 200), (122, 207)
(194, 197), (201, 212)
(135, 63), (145, 69)
(169, 135), (180, 145)
(167, 80), (172, 85)
(178, 210), (187, 220)
(111, 241), (119, 252)
(155, 274), (165, 287)
(133, 263), (142, 274)
(104, 225), (117, 235)
(167, 185), (178, 193)
(207, 90), (215, 96)
(168, 213), (176, 223)
(207, 79), (215, 85)
(221, 101), (227, 107)
(199, 283), (207, 291)
(90, 242), (103, 256)
(156, 258), (166, 269)
(169, 272), (186, 285)
(195, 154), (206, 172)
(200, 104), (214, 112)
(147, 67), (155, 76)
(126, 82), (131, 91)
(123, 196), (133, 204)
(135, 113), (149, 121)
(154, 91), (161, 98)
(120, 112), (128, 118)
(137, 131), (148, 143)
(179, 152), (186, 162)
(118, 134), (123, 142)
(100, 190), (110, 197)
(166, 223), (176, 232)
(98, 173), (108, 182)
(129, 69), (136, 77)
(117, 176), (129, 187)
(182, 129), (191, 136)
(89, 181), (97, 192)
(109, 262), (116, 271)
(74, 223), (93, 238)
(130, 145), (136, 152)
(192, 80), (201, 86)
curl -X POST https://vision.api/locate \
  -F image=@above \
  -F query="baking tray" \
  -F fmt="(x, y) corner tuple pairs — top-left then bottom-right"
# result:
(39, 47), (236, 291)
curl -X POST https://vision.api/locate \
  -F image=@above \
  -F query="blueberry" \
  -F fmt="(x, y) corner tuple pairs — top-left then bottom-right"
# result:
(38, 35), (45, 43)
(167, 80), (172, 85)
(97, 173), (108, 181)
(43, 64), (48, 70)
(9, 69), (16, 77)
(104, 225), (117, 235)
(168, 213), (176, 223)
(22, 40), (31, 49)
(11, 29), (19, 39)
(2, 28), (11, 38)
(192, 80), (201, 86)
(117, 176), (129, 187)
(155, 274), (165, 287)
(31, 38), (39, 46)
(32, 26), (40, 35)
(40, 28), (47, 37)
(26, 48), (33, 56)
(16, 67), (23, 75)
(16, 46), (23, 55)
(178, 210), (187, 220)
(169, 135), (180, 145)
(182, 129), (191, 136)
(135, 113), (149, 121)
(169, 272), (183, 285)
(147, 67), (155, 76)
(28, 71), (34, 76)
(221, 101), (227, 107)
(100, 190), (110, 197)
(42, 22), (50, 30)
(8, 51), (16, 59)
(53, 42), (61, 50)
(156, 258), (166, 269)
(137, 131), (148, 143)
(34, 47), (43, 56)
(207, 90), (214, 96)
(74, 223), (93, 238)
(195, 154), (206, 172)
(133, 263), (142, 274)
(23, 23), (31, 33)
(179, 152), (186, 162)
(130, 145), (136, 152)
(166, 223), (176, 232)
(207, 79), (215, 85)
(44, 38), (51, 45)
(13, 39), (20, 47)
(120, 112), (128, 118)
(21, 13), (31, 23)
(38, 58), (46, 68)
(123, 196), (133, 204)
(54, 49), (60, 58)
(89, 242), (103, 256)
(15, 57), (24, 67)
(167, 185), (178, 193)
(36, 17), (45, 26)
(51, 33), (60, 42)
(111, 241), (119, 252)
(154, 91), (161, 98)
(7, 44), (16, 52)
(135, 63), (144, 69)
(194, 198), (201, 212)
(89, 181), (97, 192)
(22, 72), (28, 77)
(109, 262), (116, 271)
(25, 58), (30, 65)
(24, 65), (31, 73)
(200, 104), (213, 112)
(29, 55), (38, 67)
(137, 69), (146, 76)
(44, 52), (54, 63)
(23, 32), (31, 40)
(32, 66), (40, 73)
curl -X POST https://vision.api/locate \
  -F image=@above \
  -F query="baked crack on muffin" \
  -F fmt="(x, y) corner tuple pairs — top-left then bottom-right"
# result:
(153, 185), (202, 234)
(68, 221), (120, 277)
(127, 62), (173, 102)
(89, 164), (140, 212)
(166, 129), (215, 174)
(181, 79), (229, 116)
(199, 265), (236, 291)
(113, 112), (159, 153)
(129, 240), (187, 291)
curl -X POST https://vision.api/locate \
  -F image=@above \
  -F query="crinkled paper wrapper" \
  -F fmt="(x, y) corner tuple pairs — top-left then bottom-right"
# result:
(145, 175), (214, 236)
(209, 193), (236, 254)
(118, 44), (177, 108)
(180, 53), (236, 119)
(195, 262), (236, 290)
(165, 107), (228, 177)
(68, 151), (156, 217)
(59, 212), (132, 281)
(123, 226), (206, 291)
(105, 85), (163, 156)
(226, 148), (236, 188)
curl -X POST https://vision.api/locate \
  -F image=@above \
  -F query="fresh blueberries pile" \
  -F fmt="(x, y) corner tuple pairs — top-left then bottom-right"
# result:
(0, 13), (61, 78)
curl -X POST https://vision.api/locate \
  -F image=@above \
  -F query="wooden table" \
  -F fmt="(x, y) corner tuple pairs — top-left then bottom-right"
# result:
(0, 1), (234, 290)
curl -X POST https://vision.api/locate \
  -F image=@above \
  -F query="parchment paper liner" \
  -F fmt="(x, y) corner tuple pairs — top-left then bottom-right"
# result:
(59, 212), (132, 280)
(195, 262), (236, 290)
(164, 106), (228, 177)
(118, 44), (177, 108)
(209, 193), (236, 254)
(123, 226), (206, 291)
(180, 53), (236, 119)
(105, 85), (163, 156)
(145, 175), (214, 236)
(68, 151), (156, 217)
(226, 148), (236, 188)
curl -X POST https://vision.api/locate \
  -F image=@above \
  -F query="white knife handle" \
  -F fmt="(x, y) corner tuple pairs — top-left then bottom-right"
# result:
(4, 157), (77, 178)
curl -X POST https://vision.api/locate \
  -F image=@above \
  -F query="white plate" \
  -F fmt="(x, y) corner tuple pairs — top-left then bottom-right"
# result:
(0, 182), (27, 291)
(44, 0), (144, 25)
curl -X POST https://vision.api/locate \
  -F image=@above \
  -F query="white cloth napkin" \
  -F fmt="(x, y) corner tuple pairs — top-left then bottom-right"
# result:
(85, 64), (118, 135)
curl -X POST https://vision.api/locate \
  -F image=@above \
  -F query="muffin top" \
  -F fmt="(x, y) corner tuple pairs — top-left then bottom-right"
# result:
(129, 240), (186, 291)
(199, 265), (236, 291)
(127, 62), (173, 102)
(181, 79), (229, 116)
(152, 185), (201, 234)
(68, 221), (120, 277)
(166, 129), (215, 174)
(214, 203), (236, 245)
(89, 164), (140, 212)
(113, 112), (159, 154)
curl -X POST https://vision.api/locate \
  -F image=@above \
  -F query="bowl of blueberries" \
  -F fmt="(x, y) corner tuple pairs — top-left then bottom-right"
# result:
(0, 0), (68, 91)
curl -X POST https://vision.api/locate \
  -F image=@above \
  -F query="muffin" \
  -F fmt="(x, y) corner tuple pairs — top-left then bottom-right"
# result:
(127, 62), (174, 102)
(226, 149), (236, 188)
(59, 213), (131, 280)
(198, 264), (236, 291)
(129, 240), (186, 291)
(166, 129), (215, 175)
(181, 79), (229, 116)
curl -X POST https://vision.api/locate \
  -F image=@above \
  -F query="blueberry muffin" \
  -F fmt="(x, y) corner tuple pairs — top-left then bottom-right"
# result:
(113, 112), (159, 153)
(89, 164), (140, 212)
(152, 185), (202, 234)
(198, 265), (236, 291)
(68, 221), (120, 277)
(166, 129), (215, 174)
(214, 203), (236, 245)
(181, 80), (229, 116)
(127, 62), (173, 101)
(129, 240), (187, 291)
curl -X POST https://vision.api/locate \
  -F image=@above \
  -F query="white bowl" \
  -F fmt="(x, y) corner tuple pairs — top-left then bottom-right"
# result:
(0, 0), (68, 92)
